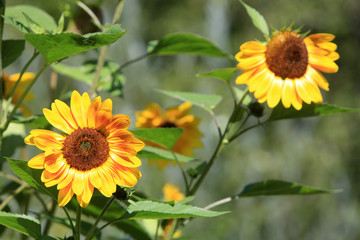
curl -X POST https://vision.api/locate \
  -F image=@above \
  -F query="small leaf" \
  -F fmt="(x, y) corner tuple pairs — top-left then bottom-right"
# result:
(6, 158), (58, 201)
(197, 68), (238, 83)
(0, 211), (41, 238)
(267, 103), (360, 122)
(25, 24), (125, 64)
(137, 146), (196, 163)
(2, 40), (25, 68)
(238, 180), (340, 197)
(126, 200), (227, 219)
(131, 128), (184, 150)
(11, 115), (51, 129)
(3, 16), (30, 33)
(157, 89), (222, 112)
(56, 13), (65, 34)
(239, 0), (269, 37)
(149, 33), (232, 58)
(22, 12), (45, 34)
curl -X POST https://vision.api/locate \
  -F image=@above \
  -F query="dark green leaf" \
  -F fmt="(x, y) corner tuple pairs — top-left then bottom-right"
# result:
(187, 161), (207, 178)
(2, 40), (25, 68)
(149, 33), (232, 58)
(157, 89), (222, 112)
(2, 135), (25, 158)
(126, 200), (227, 219)
(5, 5), (57, 33)
(25, 24), (125, 64)
(131, 128), (184, 150)
(137, 146), (196, 163)
(6, 158), (58, 201)
(239, 0), (269, 36)
(267, 103), (360, 122)
(11, 115), (51, 129)
(197, 68), (238, 83)
(0, 211), (41, 238)
(238, 179), (340, 197)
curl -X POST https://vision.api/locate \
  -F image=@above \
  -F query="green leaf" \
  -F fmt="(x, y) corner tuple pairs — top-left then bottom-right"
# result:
(56, 13), (65, 34)
(126, 200), (227, 219)
(137, 146), (196, 163)
(131, 128), (184, 150)
(6, 158), (58, 201)
(157, 89), (222, 112)
(25, 24), (125, 64)
(267, 103), (360, 122)
(0, 211), (41, 238)
(11, 115), (51, 129)
(149, 33), (232, 58)
(197, 68), (238, 83)
(22, 12), (45, 34)
(234, 87), (252, 105)
(238, 180), (340, 197)
(239, 0), (269, 37)
(2, 40), (25, 68)
(5, 5), (57, 33)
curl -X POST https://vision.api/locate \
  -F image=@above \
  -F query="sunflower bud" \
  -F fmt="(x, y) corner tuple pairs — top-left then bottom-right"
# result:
(248, 102), (264, 118)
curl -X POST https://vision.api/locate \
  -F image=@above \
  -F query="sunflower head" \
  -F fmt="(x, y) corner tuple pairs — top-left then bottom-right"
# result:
(135, 102), (203, 168)
(235, 30), (339, 110)
(25, 90), (144, 207)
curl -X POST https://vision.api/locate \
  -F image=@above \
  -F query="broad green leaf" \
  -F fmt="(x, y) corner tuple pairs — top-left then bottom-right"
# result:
(6, 158), (58, 200)
(11, 115), (51, 129)
(2, 135), (25, 159)
(149, 33), (232, 58)
(0, 211), (41, 238)
(238, 179), (340, 197)
(5, 5), (57, 33)
(52, 60), (125, 97)
(22, 12), (45, 34)
(131, 128), (184, 150)
(197, 68), (238, 83)
(126, 200), (227, 219)
(157, 89), (222, 112)
(137, 146), (196, 163)
(2, 40), (25, 68)
(239, 1), (269, 37)
(25, 24), (125, 64)
(267, 103), (360, 122)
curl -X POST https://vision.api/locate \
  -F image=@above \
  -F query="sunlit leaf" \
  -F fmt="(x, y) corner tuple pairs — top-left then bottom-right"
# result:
(197, 68), (238, 83)
(149, 33), (232, 58)
(238, 179), (340, 197)
(22, 12), (45, 34)
(137, 146), (196, 163)
(2, 40), (25, 68)
(6, 158), (58, 201)
(11, 115), (51, 129)
(126, 200), (227, 219)
(56, 13), (65, 34)
(239, 0), (269, 36)
(267, 103), (360, 122)
(25, 24), (125, 64)
(131, 128), (183, 150)
(0, 211), (41, 238)
(158, 89), (222, 112)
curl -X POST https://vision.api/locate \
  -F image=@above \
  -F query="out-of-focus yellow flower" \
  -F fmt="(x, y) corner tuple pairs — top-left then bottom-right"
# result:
(25, 91), (144, 207)
(235, 30), (339, 110)
(135, 102), (203, 168)
(2, 72), (36, 116)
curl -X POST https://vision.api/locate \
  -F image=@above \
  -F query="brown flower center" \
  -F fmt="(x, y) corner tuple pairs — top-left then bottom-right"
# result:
(265, 31), (308, 79)
(159, 122), (177, 128)
(63, 127), (109, 171)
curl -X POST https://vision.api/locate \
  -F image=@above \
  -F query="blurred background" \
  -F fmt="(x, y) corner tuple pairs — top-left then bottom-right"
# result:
(3, 0), (360, 239)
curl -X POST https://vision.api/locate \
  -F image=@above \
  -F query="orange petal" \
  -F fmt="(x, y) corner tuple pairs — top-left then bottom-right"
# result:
(28, 153), (45, 169)
(95, 99), (113, 129)
(309, 54), (338, 73)
(53, 100), (78, 130)
(306, 33), (335, 43)
(70, 91), (85, 128)
(108, 114), (130, 130)
(57, 168), (75, 189)
(110, 151), (141, 167)
(58, 183), (74, 207)
(87, 96), (102, 128)
(235, 68), (257, 84)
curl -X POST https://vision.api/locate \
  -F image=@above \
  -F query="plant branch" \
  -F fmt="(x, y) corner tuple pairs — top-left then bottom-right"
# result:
(63, 207), (76, 237)
(77, 1), (103, 31)
(171, 150), (189, 194)
(75, 204), (82, 240)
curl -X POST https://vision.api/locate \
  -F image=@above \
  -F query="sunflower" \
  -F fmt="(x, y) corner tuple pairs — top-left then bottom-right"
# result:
(25, 90), (144, 207)
(2, 72), (36, 116)
(235, 30), (339, 110)
(135, 102), (203, 168)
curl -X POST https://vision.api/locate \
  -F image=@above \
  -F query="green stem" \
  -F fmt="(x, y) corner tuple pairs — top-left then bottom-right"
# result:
(0, 0), (6, 157)
(75, 204), (82, 240)
(77, 1), (103, 31)
(63, 207), (76, 237)
(85, 196), (115, 240)
(118, 53), (149, 71)
(228, 120), (266, 143)
(171, 150), (189, 194)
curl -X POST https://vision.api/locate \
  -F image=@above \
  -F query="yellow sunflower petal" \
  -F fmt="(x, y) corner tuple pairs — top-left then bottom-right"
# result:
(28, 153), (45, 169)
(88, 169), (102, 188)
(43, 108), (74, 134)
(303, 77), (323, 103)
(81, 92), (91, 128)
(53, 100), (78, 130)
(57, 168), (75, 190)
(254, 72), (273, 99)
(235, 68), (257, 84)
(70, 91), (85, 128)
(236, 54), (265, 70)
(309, 54), (339, 73)
(240, 41), (266, 56)
(108, 114), (130, 130)
(307, 68), (329, 91)
(291, 93), (303, 110)
(267, 78), (283, 108)
(306, 33), (335, 43)
(72, 171), (85, 196)
(87, 96), (102, 128)
(95, 99), (113, 130)
(58, 183), (74, 207)
(295, 79), (312, 104)
(281, 79), (296, 108)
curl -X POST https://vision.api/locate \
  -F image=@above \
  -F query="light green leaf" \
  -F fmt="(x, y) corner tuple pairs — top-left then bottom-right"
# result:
(25, 24), (125, 64)
(238, 179), (340, 197)
(2, 40), (25, 68)
(0, 211), (41, 238)
(197, 68), (238, 83)
(22, 12), (45, 34)
(149, 33), (232, 58)
(137, 146), (196, 163)
(126, 200), (227, 219)
(239, 0), (269, 37)
(131, 128), (184, 150)
(267, 103), (360, 122)
(57, 13), (65, 34)
(6, 158), (58, 201)
(5, 5), (57, 33)
(158, 89), (222, 112)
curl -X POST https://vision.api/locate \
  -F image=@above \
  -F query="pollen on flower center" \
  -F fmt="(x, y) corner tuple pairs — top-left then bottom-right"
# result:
(63, 127), (109, 171)
(265, 31), (308, 79)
